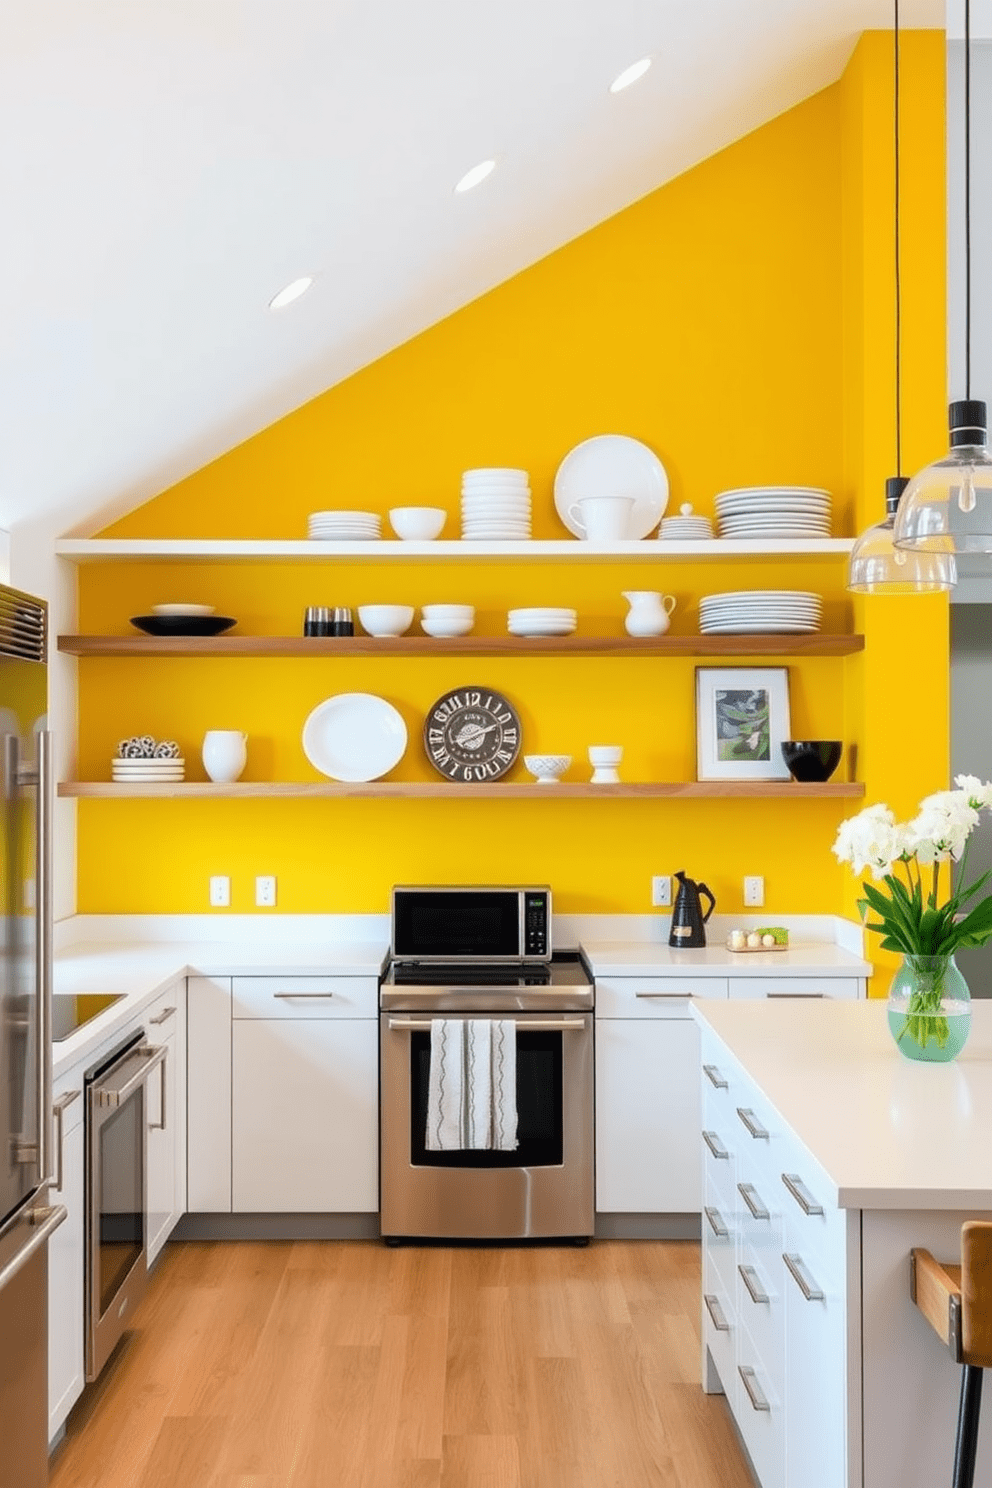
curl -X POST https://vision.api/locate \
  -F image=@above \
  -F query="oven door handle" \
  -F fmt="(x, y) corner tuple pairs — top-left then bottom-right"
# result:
(386, 1016), (588, 1032)
(94, 1044), (168, 1109)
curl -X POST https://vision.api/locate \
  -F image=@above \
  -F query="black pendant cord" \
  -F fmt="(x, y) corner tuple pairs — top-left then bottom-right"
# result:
(894, 0), (902, 477)
(965, 0), (972, 401)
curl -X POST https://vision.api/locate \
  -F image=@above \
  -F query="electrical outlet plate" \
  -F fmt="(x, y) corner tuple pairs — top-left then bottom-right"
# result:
(209, 875), (230, 908)
(743, 875), (765, 908)
(652, 875), (672, 907)
(255, 875), (277, 908)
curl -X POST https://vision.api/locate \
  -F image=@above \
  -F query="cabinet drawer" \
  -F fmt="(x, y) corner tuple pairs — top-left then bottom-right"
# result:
(737, 1235), (785, 1402)
(52, 1067), (84, 1137)
(232, 975), (378, 1019)
(145, 988), (181, 1033)
(702, 1244), (737, 1410)
(596, 977), (728, 1018)
(736, 1317), (786, 1488)
(778, 1165), (846, 1278)
(703, 1174), (738, 1303)
(729, 976), (861, 1001)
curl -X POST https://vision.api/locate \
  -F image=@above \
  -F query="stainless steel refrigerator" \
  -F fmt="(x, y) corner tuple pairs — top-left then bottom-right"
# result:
(0, 584), (65, 1487)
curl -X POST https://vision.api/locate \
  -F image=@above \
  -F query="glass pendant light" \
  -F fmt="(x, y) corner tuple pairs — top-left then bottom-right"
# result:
(893, 0), (992, 557)
(847, 0), (956, 593)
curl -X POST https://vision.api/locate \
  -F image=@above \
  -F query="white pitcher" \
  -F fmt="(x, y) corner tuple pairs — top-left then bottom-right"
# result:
(622, 591), (677, 637)
(202, 729), (247, 783)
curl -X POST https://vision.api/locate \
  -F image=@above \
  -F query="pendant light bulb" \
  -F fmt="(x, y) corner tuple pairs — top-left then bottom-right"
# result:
(893, 401), (992, 554)
(848, 477), (957, 593)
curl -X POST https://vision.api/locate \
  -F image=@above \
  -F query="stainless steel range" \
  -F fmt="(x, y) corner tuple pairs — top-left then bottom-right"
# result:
(379, 886), (594, 1243)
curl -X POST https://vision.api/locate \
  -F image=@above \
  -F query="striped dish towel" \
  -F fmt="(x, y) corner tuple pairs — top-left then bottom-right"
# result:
(426, 1019), (518, 1151)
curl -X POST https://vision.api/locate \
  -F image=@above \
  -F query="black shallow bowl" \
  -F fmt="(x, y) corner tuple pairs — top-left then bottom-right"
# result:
(781, 740), (843, 783)
(130, 615), (237, 637)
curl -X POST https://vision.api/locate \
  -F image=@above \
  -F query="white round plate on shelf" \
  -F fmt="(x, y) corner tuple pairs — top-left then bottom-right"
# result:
(553, 434), (669, 538)
(302, 693), (408, 782)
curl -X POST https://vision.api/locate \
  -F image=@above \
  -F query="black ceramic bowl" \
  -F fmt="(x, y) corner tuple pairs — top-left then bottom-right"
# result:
(781, 740), (843, 783)
(130, 615), (237, 637)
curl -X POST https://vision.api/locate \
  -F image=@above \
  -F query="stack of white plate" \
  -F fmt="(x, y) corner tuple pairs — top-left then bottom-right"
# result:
(461, 469), (531, 540)
(657, 502), (714, 540)
(507, 607), (576, 638)
(699, 591), (823, 635)
(714, 487), (831, 539)
(111, 757), (186, 783)
(308, 510), (382, 541)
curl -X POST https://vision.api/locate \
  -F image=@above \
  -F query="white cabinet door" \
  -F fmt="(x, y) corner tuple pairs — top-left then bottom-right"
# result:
(146, 993), (187, 1263)
(232, 1019), (378, 1213)
(596, 1018), (701, 1212)
(186, 976), (232, 1212)
(783, 1242), (848, 1488)
(48, 1112), (84, 1442)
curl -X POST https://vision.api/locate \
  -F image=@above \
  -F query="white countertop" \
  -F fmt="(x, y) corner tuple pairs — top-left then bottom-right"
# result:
(582, 940), (871, 977)
(694, 998), (992, 1211)
(53, 938), (388, 1076)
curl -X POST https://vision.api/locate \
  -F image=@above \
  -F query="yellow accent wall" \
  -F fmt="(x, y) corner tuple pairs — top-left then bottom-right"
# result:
(76, 33), (949, 950)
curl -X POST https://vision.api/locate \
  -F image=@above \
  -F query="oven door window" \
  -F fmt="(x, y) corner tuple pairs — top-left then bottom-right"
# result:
(410, 1030), (563, 1168)
(97, 1095), (144, 1316)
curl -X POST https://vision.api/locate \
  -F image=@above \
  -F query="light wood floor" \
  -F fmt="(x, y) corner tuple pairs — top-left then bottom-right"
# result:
(49, 1239), (753, 1488)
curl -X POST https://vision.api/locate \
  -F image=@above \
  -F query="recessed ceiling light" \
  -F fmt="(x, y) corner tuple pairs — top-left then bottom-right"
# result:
(268, 276), (314, 311)
(454, 159), (496, 194)
(609, 57), (652, 94)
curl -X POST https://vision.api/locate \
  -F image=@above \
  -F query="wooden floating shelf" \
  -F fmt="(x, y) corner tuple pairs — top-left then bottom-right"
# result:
(58, 633), (865, 658)
(59, 781), (866, 800)
(55, 537), (856, 565)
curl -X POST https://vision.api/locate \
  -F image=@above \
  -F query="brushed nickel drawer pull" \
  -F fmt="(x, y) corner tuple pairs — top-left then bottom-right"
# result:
(766, 992), (824, 999)
(738, 1364), (771, 1412)
(782, 1172), (824, 1215)
(704, 1293), (730, 1332)
(148, 1005), (176, 1025)
(272, 991), (335, 999)
(49, 1091), (80, 1194)
(702, 1130), (729, 1160)
(704, 1205), (729, 1239)
(738, 1263), (769, 1305)
(737, 1182), (769, 1221)
(783, 1252), (824, 1302)
(703, 1064), (728, 1088)
(635, 990), (694, 999)
(737, 1107), (769, 1140)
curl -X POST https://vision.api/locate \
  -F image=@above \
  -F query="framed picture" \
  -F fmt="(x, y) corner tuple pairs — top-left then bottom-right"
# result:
(695, 667), (791, 780)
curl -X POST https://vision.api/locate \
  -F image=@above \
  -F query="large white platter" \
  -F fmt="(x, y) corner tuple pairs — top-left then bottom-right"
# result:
(302, 693), (408, 782)
(554, 434), (669, 538)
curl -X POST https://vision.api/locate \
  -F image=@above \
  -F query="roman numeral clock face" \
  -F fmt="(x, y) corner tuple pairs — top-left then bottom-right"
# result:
(424, 687), (521, 782)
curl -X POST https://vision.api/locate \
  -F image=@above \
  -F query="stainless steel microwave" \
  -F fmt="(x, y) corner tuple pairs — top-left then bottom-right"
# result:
(390, 886), (552, 963)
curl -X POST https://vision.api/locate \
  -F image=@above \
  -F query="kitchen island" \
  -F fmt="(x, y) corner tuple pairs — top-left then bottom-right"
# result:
(694, 997), (992, 1488)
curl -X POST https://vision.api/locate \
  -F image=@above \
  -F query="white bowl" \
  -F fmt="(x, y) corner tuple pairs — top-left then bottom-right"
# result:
(422, 617), (475, 638)
(388, 507), (447, 540)
(588, 744), (623, 765)
(421, 604), (475, 618)
(524, 754), (572, 784)
(151, 603), (216, 616)
(358, 604), (414, 637)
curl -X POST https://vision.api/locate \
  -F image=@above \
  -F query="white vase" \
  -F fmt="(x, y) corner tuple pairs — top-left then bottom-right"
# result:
(622, 591), (676, 637)
(202, 730), (247, 783)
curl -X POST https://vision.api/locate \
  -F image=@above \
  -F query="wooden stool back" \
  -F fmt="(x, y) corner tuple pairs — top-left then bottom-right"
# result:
(961, 1222), (992, 1370)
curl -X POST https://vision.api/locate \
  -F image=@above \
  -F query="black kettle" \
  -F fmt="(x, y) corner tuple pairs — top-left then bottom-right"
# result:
(668, 870), (716, 948)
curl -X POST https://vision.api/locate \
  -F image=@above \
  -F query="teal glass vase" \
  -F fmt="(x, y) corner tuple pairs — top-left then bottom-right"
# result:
(887, 954), (972, 1062)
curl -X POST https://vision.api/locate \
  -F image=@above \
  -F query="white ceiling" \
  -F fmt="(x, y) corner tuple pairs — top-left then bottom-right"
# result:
(0, 0), (943, 536)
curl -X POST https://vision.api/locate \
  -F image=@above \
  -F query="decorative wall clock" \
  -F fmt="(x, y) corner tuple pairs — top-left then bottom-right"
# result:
(423, 686), (521, 782)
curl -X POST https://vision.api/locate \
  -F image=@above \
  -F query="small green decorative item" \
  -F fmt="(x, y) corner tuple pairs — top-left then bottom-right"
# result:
(833, 776), (992, 1062)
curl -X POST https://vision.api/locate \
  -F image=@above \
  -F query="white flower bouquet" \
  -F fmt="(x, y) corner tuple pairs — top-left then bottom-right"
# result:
(833, 776), (992, 1050)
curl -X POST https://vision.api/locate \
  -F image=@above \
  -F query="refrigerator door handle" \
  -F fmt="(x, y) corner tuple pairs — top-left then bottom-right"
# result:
(0, 1205), (67, 1296)
(33, 731), (53, 1193)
